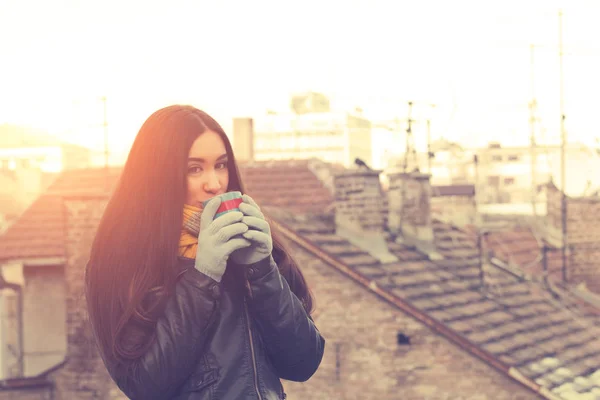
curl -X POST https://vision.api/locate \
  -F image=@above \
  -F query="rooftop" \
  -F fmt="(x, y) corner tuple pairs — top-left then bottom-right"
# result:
(3, 160), (600, 398)
(0, 160), (334, 262)
(264, 206), (600, 399)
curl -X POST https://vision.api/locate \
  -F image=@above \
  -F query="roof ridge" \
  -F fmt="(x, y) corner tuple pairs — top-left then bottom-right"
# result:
(269, 215), (556, 399)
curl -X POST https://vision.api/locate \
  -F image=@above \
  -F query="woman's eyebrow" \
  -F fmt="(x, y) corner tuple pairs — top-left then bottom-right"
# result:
(188, 154), (228, 163)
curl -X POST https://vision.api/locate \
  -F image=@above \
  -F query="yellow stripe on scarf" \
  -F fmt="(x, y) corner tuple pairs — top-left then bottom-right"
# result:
(179, 204), (202, 259)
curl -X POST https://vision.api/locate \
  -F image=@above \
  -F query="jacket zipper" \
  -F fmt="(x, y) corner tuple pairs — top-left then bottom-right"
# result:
(244, 281), (263, 400)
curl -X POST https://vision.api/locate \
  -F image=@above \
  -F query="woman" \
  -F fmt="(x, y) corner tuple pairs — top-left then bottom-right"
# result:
(85, 105), (325, 400)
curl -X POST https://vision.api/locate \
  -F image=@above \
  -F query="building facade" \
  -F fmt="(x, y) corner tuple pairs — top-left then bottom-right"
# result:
(0, 124), (91, 173)
(0, 125), (92, 232)
(252, 94), (373, 168)
(388, 140), (600, 207)
(475, 142), (600, 204)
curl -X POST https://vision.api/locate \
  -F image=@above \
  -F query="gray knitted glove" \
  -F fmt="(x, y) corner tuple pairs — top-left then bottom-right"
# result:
(230, 194), (273, 265)
(192, 197), (251, 282)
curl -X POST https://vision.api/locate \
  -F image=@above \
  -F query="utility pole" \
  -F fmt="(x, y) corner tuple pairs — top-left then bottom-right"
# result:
(400, 101), (415, 237)
(542, 244), (549, 288)
(477, 230), (488, 289)
(395, 101), (436, 174)
(529, 44), (538, 217)
(71, 96), (110, 170)
(426, 103), (436, 174)
(403, 101), (415, 173)
(427, 118), (432, 173)
(473, 153), (480, 214)
(559, 9), (568, 283)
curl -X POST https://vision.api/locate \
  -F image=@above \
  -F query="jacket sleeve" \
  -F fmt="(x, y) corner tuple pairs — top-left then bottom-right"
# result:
(244, 255), (325, 382)
(103, 268), (221, 400)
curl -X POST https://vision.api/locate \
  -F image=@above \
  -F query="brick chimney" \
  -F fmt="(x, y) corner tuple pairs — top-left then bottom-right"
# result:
(387, 172), (440, 258)
(430, 184), (479, 228)
(46, 196), (122, 398)
(232, 117), (254, 163)
(334, 169), (398, 263)
(544, 180), (600, 293)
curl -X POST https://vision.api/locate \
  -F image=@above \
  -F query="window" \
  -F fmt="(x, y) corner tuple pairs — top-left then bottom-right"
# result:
(504, 177), (515, 185)
(491, 155), (503, 162)
(507, 155), (520, 161)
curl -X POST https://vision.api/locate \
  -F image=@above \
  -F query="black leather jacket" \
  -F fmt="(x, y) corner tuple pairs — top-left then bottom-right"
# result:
(104, 255), (325, 399)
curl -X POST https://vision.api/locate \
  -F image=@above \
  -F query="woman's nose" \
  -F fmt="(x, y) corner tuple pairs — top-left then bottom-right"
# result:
(204, 171), (222, 192)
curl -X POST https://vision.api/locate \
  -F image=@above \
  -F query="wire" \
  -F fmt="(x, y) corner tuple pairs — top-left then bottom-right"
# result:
(441, 224), (600, 333)
(535, 119), (556, 183)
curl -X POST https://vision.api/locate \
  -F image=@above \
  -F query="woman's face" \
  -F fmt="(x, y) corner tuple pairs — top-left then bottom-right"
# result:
(185, 130), (230, 207)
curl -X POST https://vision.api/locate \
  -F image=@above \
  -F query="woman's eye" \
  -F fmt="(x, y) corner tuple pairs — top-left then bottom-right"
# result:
(216, 162), (228, 170)
(188, 166), (203, 173)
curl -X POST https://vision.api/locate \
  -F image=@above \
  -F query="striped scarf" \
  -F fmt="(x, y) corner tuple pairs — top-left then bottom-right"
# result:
(179, 204), (203, 259)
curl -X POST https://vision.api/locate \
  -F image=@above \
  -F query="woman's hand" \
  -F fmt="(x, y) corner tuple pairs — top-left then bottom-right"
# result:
(231, 194), (273, 265)
(195, 197), (251, 281)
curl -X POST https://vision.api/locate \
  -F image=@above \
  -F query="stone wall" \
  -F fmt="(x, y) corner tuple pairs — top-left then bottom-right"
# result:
(0, 386), (52, 400)
(46, 197), (125, 400)
(280, 241), (537, 400)
(545, 182), (600, 293)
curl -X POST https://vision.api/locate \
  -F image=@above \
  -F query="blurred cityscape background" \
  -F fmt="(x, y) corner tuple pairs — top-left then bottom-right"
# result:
(2, 0), (600, 399)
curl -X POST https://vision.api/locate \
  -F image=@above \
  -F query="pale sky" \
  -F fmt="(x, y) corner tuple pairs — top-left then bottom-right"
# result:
(1, 0), (600, 164)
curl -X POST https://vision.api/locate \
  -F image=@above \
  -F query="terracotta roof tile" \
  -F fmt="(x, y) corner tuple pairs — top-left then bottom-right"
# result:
(0, 168), (122, 261)
(239, 161), (333, 214)
(46, 167), (122, 196)
(484, 227), (565, 281)
(0, 195), (66, 260)
(0, 161), (335, 263)
(480, 226), (600, 322)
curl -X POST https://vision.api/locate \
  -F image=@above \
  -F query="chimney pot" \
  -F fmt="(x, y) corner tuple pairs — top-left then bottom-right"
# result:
(387, 171), (438, 256)
(333, 168), (397, 263)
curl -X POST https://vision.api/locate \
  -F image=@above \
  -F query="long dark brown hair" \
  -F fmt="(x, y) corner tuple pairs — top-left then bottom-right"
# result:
(85, 105), (314, 367)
